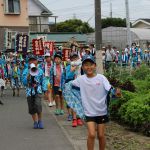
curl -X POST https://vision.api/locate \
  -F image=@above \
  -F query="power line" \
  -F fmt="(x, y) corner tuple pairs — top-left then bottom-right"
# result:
(51, 4), (94, 12)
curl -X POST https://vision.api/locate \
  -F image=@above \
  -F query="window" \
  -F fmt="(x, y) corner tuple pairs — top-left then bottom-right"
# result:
(5, 0), (20, 14)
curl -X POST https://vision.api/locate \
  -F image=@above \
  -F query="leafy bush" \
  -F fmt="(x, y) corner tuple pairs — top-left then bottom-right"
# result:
(108, 77), (121, 87)
(109, 98), (122, 120)
(118, 95), (150, 131)
(120, 80), (136, 92)
(109, 91), (136, 120)
(133, 79), (150, 94)
(132, 65), (150, 80)
(106, 64), (150, 136)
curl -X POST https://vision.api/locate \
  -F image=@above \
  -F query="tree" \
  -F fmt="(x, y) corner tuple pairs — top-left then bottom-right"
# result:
(51, 19), (94, 33)
(101, 18), (131, 29)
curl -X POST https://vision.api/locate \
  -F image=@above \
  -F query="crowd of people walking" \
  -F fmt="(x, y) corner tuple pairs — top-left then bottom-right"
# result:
(0, 43), (149, 150)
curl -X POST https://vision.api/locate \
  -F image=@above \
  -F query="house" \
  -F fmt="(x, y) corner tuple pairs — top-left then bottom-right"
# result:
(0, 0), (55, 51)
(28, 0), (57, 32)
(132, 19), (150, 29)
(0, 0), (29, 51)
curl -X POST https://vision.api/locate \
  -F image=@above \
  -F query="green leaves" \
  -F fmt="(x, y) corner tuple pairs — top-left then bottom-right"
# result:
(54, 19), (94, 33)
(101, 18), (128, 29)
(108, 65), (150, 136)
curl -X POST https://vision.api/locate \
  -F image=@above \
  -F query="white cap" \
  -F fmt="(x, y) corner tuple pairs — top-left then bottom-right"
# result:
(44, 53), (50, 57)
(117, 51), (119, 53)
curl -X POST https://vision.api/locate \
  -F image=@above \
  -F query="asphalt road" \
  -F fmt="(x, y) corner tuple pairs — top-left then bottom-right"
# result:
(0, 90), (74, 150)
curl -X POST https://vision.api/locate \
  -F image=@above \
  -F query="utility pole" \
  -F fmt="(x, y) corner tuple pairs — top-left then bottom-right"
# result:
(125, 0), (132, 48)
(110, 0), (112, 18)
(73, 13), (77, 19)
(95, 0), (103, 73)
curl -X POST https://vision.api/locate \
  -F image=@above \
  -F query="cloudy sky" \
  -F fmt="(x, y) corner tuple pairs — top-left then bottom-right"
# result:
(40, 0), (150, 26)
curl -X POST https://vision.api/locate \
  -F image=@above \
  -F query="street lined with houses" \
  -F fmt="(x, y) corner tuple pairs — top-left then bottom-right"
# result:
(0, 0), (150, 150)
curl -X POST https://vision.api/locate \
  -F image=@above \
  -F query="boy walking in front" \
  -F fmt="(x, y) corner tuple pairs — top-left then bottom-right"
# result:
(22, 55), (47, 129)
(71, 55), (111, 150)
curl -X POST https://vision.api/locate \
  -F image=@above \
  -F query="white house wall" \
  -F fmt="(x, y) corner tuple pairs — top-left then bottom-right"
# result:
(28, 0), (43, 16)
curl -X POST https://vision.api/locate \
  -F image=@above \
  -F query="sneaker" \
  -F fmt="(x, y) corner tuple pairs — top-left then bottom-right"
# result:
(33, 121), (38, 129)
(72, 119), (77, 127)
(0, 100), (4, 105)
(54, 109), (60, 115)
(59, 109), (64, 115)
(13, 92), (15, 97)
(77, 119), (83, 126)
(38, 121), (44, 129)
(52, 101), (56, 106)
(48, 102), (53, 107)
(67, 115), (73, 121)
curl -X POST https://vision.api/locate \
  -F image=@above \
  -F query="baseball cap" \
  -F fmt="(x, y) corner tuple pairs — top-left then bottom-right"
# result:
(38, 57), (43, 62)
(28, 55), (37, 61)
(82, 55), (95, 65)
(54, 52), (62, 60)
(70, 52), (78, 59)
(85, 48), (91, 52)
(44, 53), (51, 57)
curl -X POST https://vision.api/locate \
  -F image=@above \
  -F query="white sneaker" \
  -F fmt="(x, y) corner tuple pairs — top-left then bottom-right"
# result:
(48, 102), (53, 107)
(52, 101), (56, 106)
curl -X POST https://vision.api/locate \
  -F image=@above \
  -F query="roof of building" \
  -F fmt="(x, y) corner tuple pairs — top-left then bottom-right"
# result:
(33, 0), (52, 15)
(88, 27), (150, 40)
(130, 28), (150, 40)
(30, 32), (87, 44)
(132, 18), (150, 26)
(142, 19), (150, 23)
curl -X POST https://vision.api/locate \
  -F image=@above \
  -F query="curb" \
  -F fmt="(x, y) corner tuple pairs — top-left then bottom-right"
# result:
(43, 101), (79, 150)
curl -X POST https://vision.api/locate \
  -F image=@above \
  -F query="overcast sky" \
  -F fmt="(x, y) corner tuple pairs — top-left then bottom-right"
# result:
(40, 0), (150, 27)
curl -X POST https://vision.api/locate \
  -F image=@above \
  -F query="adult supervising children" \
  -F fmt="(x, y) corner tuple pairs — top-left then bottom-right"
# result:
(71, 55), (111, 150)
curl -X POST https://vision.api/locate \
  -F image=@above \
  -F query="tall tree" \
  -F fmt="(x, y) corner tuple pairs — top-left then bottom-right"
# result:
(101, 18), (131, 28)
(51, 19), (94, 33)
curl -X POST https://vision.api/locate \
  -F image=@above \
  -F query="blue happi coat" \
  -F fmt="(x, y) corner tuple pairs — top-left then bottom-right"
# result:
(49, 63), (65, 90)
(63, 81), (85, 119)
(10, 65), (21, 88)
(22, 67), (47, 97)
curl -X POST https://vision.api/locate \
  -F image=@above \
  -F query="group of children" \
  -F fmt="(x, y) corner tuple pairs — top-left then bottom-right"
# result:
(13, 43), (109, 150)
(1, 43), (149, 149)
(0, 46), (111, 150)
(103, 44), (150, 71)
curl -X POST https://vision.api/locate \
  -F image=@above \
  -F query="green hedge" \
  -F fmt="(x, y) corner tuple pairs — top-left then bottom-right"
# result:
(108, 65), (150, 136)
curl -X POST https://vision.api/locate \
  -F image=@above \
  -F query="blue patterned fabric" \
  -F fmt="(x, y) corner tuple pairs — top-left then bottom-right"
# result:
(10, 66), (21, 88)
(22, 67), (47, 97)
(65, 64), (75, 82)
(63, 81), (85, 119)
